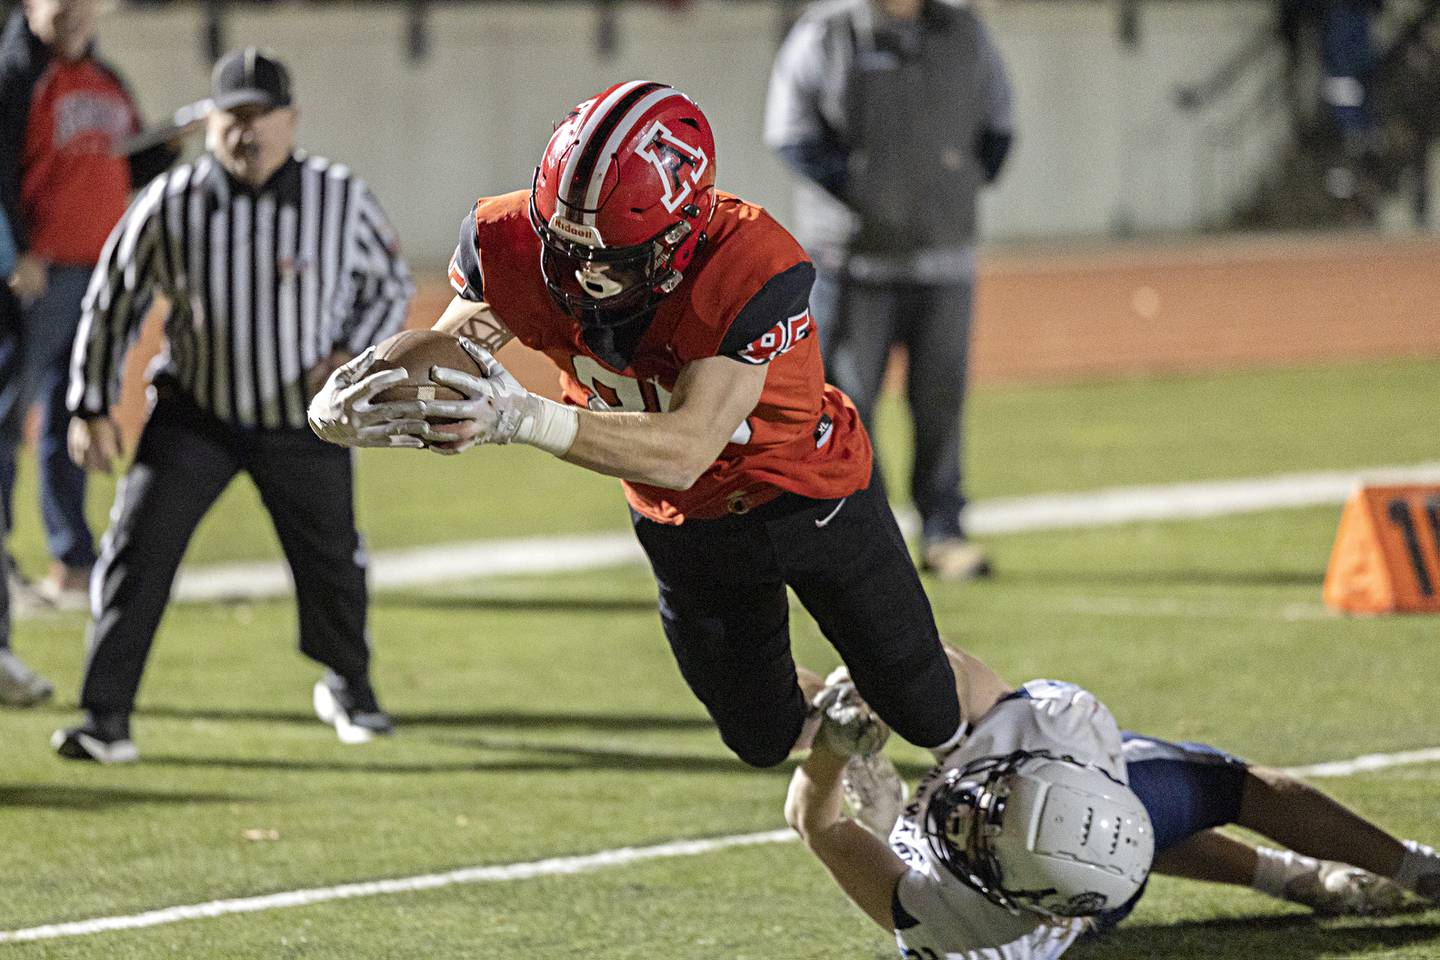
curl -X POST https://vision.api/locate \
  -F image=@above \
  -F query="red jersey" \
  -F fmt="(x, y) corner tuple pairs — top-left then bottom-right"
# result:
(449, 190), (873, 524)
(20, 57), (137, 265)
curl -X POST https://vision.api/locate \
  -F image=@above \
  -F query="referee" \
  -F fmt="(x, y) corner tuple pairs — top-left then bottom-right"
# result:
(52, 48), (413, 762)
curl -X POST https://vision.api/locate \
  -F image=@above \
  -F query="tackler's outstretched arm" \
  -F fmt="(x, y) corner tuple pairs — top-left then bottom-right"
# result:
(785, 739), (908, 931)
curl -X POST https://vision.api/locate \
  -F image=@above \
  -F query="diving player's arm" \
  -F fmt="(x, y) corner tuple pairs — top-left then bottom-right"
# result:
(560, 356), (765, 490)
(785, 739), (908, 930)
(430, 294), (516, 354)
(425, 349), (766, 490)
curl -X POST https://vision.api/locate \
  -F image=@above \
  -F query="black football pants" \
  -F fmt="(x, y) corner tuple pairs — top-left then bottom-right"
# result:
(79, 392), (371, 717)
(632, 469), (960, 767)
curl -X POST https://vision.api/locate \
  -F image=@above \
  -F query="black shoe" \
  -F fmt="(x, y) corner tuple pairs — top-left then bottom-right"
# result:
(312, 672), (394, 744)
(52, 713), (138, 764)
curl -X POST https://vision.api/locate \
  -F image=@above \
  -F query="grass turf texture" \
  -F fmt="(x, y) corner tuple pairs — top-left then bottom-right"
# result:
(4, 354), (1438, 569)
(3, 502), (1439, 957)
(2, 355), (1438, 956)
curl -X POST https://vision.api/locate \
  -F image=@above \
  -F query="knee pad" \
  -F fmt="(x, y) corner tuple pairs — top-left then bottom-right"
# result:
(725, 734), (793, 770)
(848, 645), (959, 750)
(714, 695), (807, 769)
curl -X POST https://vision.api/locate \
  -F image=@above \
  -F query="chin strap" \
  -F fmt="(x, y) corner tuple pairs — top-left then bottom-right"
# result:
(928, 719), (972, 760)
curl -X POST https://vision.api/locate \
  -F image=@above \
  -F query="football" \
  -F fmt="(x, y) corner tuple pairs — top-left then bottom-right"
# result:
(368, 329), (482, 406)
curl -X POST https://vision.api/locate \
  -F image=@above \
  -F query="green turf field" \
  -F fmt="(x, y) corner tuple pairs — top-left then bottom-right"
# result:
(2, 356), (1438, 958)
(5, 355), (1437, 568)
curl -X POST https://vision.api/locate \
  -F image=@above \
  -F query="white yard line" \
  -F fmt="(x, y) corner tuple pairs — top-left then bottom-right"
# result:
(3, 747), (1438, 944)
(1286, 748), (1440, 779)
(171, 462), (1440, 603)
(1048, 596), (1335, 622)
(174, 533), (644, 604)
(0, 830), (795, 944)
(962, 462), (1440, 536)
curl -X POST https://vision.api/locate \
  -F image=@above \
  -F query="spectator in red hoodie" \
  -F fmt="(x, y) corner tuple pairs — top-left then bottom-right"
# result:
(0, 0), (175, 614)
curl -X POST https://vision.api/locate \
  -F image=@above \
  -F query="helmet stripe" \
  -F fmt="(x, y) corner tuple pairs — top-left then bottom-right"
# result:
(561, 81), (668, 220)
(557, 81), (648, 211)
(579, 87), (686, 222)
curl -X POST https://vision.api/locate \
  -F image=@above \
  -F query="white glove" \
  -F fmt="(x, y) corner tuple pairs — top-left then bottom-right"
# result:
(306, 346), (433, 449)
(811, 667), (890, 757)
(419, 338), (578, 457)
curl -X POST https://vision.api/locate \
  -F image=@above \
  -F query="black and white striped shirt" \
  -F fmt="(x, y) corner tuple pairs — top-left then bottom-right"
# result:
(69, 150), (413, 430)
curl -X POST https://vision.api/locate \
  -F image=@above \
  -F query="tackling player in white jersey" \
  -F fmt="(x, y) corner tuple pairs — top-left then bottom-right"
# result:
(792, 646), (1440, 959)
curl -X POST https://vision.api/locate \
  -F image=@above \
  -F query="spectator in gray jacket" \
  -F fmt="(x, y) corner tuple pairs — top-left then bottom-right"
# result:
(766, 0), (1014, 580)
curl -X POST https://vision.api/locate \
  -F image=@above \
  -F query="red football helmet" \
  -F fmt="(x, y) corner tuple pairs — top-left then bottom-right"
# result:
(530, 80), (717, 327)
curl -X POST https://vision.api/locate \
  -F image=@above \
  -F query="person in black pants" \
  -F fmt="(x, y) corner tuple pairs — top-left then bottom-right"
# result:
(51, 48), (413, 762)
(631, 471), (958, 768)
(312, 82), (971, 770)
(765, 0), (1015, 581)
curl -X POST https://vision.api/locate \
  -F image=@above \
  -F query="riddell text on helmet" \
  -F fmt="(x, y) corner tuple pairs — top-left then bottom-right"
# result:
(548, 214), (605, 247)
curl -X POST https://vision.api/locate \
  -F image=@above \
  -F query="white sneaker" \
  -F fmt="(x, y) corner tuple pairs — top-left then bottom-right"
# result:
(6, 560), (55, 618)
(37, 563), (92, 612)
(0, 649), (54, 707)
(1284, 861), (1408, 916)
(842, 751), (908, 838)
(920, 538), (992, 581)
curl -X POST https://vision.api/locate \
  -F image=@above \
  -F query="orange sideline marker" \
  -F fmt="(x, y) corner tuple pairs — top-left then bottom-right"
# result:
(1323, 485), (1440, 614)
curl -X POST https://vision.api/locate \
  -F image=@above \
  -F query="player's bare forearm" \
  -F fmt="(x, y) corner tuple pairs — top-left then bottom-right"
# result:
(430, 295), (514, 354)
(561, 356), (766, 490)
(560, 408), (720, 489)
(786, 740), (907, 930)
(795, 666), (825, 704)
(786, 740), (849, 839)
(943, 645), (1013, 725)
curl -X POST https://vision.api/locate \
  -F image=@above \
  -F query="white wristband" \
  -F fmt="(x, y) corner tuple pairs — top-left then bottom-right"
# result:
(514, 395), (579, 456)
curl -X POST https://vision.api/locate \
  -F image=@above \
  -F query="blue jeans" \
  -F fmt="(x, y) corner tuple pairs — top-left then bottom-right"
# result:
(0, 264), (97, 569)
(1322, 0), (1375, 136)
(0, 524), (9, 649)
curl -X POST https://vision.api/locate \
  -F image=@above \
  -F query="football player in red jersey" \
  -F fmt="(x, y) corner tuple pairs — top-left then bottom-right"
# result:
(310, 81), (965, 767)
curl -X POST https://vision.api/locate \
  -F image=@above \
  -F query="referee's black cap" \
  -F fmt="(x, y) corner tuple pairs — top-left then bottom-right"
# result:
(211, 47), (293, 112)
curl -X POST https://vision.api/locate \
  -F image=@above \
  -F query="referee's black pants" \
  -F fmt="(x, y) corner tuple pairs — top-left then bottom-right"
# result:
(632, 468), (961, 768)
(79, 390), (371, 717)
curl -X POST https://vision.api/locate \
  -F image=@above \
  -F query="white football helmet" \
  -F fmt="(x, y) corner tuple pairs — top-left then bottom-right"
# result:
(922, 750), (1154, 918)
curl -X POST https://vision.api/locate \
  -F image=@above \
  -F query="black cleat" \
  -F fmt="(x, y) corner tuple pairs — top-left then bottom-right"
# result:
(52, 713), (138, 764)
